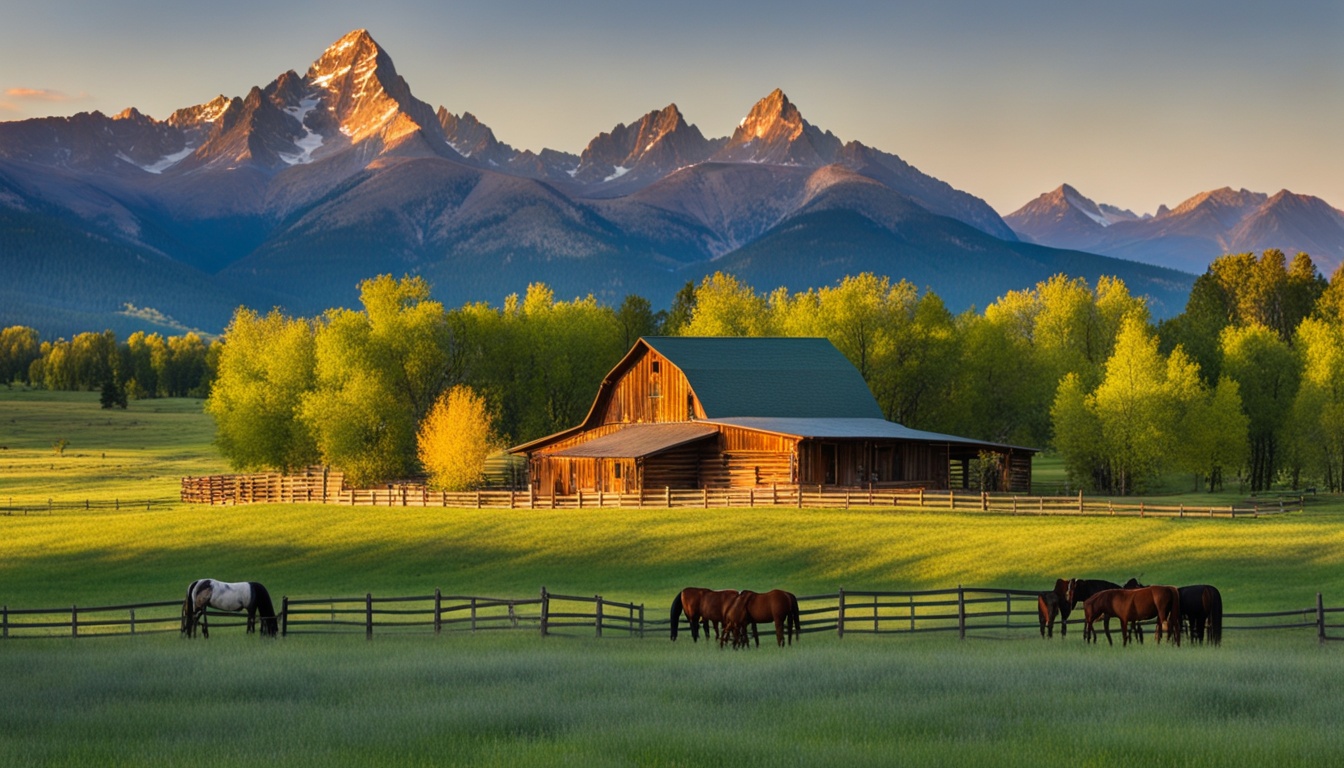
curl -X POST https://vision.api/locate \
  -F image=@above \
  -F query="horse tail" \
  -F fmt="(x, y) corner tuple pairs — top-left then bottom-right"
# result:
(790, 593), (801, 644)
(181, 580), (195, 636)
(1167, 586), (1182, 646)
(670, 592), (684, 641)
(250, 582), (279, 637)
(1207, 586), (1223, 646)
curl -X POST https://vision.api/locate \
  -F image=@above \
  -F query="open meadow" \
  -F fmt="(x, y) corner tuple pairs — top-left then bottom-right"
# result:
(3, 389), (1344, 766)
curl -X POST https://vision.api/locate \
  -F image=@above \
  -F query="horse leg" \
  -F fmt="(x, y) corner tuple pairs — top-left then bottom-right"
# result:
(774, 617), (785, 647)
(1104, 616), (1114, 647)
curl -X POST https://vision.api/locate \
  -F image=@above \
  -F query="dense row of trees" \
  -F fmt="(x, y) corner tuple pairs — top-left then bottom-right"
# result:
(10, 248), (1343, 494)
(0, 326), (215, 399)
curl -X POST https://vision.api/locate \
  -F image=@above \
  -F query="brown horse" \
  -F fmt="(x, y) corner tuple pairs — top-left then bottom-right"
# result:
(721, 589), (801, 649)
(1084, 586), (1181, 647)
(1038, 579), (1072, 639)
(671, 587), (742, 642)
(670, 587), (712, 642)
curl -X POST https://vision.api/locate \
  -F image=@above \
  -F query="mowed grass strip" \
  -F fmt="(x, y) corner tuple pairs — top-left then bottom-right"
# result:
(1, 634), (1342, 768)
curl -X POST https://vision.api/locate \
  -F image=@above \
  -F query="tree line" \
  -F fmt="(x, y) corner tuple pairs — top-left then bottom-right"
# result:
(0, 326), (215, 401)
(6, 248), (1341, 494)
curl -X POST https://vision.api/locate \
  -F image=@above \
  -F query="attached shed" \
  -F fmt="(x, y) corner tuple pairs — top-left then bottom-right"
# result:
(511, 337), (1034, 496)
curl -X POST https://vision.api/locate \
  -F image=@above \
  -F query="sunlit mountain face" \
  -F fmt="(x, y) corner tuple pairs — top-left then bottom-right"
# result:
(1, 28), (1203, 338)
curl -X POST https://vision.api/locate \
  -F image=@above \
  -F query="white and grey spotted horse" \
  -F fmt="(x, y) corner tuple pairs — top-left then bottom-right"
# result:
(181, 578), (279, 638)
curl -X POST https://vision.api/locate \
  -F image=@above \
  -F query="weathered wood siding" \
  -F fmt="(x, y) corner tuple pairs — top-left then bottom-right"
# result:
(599, 350), (703, 425)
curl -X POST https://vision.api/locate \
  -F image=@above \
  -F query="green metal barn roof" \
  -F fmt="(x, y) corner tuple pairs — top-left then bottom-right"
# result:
(641, 337), (884, 420)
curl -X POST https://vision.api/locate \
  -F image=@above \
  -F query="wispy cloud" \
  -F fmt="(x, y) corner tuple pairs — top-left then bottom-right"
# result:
(5, 87), (89, 103)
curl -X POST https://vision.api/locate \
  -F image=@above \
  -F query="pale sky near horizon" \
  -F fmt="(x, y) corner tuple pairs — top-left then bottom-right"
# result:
(1, 0), (1340, 217)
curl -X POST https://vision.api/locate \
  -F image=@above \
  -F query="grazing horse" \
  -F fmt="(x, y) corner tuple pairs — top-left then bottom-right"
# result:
(670, 588), (739, 643)
(1083, 586), (1181, 647)
(1038, 579), (1072, 639)
(721, 589), (801, 649)
(1178, 585), (1223, 646)
(181, 579), (278, 638)
(670, 587), (713, 642)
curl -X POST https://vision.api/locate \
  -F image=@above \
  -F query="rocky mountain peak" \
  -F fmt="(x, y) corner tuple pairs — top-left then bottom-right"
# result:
(715, 89), (841, 166)
(571, 103), (716, 186)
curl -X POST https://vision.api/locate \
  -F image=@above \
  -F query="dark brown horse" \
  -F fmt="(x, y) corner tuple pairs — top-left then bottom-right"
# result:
(1084, 586), (1181, 647)
(721, 589), (801, 649)
(670, 587), (711, 642)
(1038, 579), (1072, 639)
(1178, 585), (1223, 645)
(670, 587), (739, 642)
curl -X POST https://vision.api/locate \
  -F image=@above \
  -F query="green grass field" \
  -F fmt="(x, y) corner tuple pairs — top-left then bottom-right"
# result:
(3, 389), (1344, 766)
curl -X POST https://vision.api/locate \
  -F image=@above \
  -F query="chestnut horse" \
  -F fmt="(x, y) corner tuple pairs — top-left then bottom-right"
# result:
(721, 589), (801, 649)
(1038, 579), (1072, 639)
(670, 587), (739, 642)
(1083, 586), (1181, 647)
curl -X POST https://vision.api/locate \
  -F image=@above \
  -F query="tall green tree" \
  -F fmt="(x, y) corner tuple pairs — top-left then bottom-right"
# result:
(1220, 323), (1300, 491)
(0, 326), (40, 385)
(681, 272), (774, 336)
(205, 308), (319, 472)
(1289, 316), (1344, 491)
(300, 275), (456, 485)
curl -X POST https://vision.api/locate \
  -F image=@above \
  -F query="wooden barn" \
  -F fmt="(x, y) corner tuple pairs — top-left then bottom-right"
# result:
(510, 337), (1034, 497)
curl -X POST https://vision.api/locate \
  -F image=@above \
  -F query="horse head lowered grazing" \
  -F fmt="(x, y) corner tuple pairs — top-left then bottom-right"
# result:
(670, 588), (739, 643)
(721, 589), (801, 649)
(181, 579), (278, 639)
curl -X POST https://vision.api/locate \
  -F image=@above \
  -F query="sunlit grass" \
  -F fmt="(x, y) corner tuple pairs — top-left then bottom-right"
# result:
(6, 390), (1344, 765)
(0, 388), (226, 503)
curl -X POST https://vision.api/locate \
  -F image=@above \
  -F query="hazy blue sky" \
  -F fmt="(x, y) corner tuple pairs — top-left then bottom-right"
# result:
(2, 0), (1340, 215)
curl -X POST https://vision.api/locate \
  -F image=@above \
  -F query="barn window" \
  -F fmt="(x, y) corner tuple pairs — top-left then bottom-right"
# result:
(687, 393), (696, 420)
(614, 464), (622, 479)
(651, 360), (661, 374)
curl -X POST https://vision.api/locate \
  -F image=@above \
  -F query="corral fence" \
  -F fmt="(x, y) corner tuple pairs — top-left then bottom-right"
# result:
(0, 498), (178, 515)
(6, 586), (1343, 644)
(180, 470), (1305, 518)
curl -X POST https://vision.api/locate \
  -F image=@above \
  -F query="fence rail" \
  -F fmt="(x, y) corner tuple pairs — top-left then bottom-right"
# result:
(180, 472), (1305, 517)
(1, 498), (178, 515)
(5, 587), (1342, 643)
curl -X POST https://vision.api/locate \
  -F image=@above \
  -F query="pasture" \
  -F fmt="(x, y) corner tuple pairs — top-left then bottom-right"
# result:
(3, 389), (1344, 766)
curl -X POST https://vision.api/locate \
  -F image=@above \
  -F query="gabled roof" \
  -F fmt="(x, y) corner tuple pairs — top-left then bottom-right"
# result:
(642, 337), (883, 419)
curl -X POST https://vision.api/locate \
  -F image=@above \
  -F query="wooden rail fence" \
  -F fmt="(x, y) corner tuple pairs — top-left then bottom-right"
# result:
(181, 471), (1305, 517)
(6, 586), (1342, 643)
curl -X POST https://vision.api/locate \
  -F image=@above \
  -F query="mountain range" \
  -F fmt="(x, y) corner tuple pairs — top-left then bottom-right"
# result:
(0, 29), (1216, 337)
(1007, 184), (1344, 276)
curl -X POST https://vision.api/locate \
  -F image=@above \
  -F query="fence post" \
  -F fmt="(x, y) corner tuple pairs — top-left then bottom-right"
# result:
(540, 587), (550, 637)
(471, 597), (478, 631)
(365, 593), (373, 641)
(1005, 592), (1011, 631)
(2, 605), (7, 639)
(281, 596), (289, 637)
(665, 487), (671, 507)
(72, 605), (78, 638)
(1318, 593), (1326, 645)
(434, 588), (442, 635)
(1077, 491), (1083, 514)
(957, 586), (966, 641)
(595, 595), (603, 638)
(837, 587), (845, 638)
(639, 603), (645, 639)
(130, 608), (136, 636)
